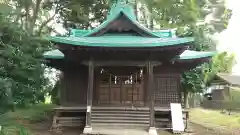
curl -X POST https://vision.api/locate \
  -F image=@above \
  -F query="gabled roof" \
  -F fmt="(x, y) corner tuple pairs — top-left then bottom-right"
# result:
(44, 0), (216, 69)
(47, 0), (195, 47)
(70, 29), (177, 38)
(217, 73), (240, 86)
(83, 11), (158, 37)
(82, 0), (160, 37)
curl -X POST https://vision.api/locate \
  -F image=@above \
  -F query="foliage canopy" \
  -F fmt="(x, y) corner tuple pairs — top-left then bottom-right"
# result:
(0, 12), (50, 113)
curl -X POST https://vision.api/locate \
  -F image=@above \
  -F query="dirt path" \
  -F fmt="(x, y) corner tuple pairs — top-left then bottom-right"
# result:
(29, 122), (238, 135)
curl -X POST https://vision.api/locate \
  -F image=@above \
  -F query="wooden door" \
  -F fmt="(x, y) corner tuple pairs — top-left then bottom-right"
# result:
(110, 85), (121, 104)
(97, 72), (145, 106)
(121, 84), (144, 105)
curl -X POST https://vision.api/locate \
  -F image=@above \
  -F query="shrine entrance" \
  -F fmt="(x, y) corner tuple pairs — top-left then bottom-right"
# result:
(95, 67), (145, 106)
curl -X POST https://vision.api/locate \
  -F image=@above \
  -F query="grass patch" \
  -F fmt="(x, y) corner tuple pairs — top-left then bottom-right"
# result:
(0, 104), (56, 135)
(0, 104), (56, 125)
(190, 108), (240, 131)
(0, 125), (32, 135)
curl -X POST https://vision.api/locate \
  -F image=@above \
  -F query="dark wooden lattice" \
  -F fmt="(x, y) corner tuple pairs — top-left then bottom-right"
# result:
(154, 74), (181, 107)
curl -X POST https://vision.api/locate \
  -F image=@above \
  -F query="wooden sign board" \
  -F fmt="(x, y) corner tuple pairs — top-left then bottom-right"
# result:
(170, 103), (185, 133)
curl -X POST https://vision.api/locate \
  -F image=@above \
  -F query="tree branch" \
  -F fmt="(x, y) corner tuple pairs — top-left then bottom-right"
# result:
(37, 14), (56, 36)
(29, 0), (42, 35)
(37, 3), (62, 36)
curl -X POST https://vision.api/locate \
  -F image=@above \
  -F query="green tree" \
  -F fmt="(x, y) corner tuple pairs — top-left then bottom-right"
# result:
(0, 0), (63, 35)
(205, 0), (232, 33)
(54, 0), (109, 29)
(0, 9), (50, 113)
(136, 0), (233, 108)
(180, 25), (235, 108)
(203, 52), (235, 86)
(138, 0), (204, 29)
(179, 25), (214, 108)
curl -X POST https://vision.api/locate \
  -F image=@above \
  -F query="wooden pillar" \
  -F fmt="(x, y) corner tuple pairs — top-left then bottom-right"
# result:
(147, 62), (157, 135)
(83, 60), (94, 134)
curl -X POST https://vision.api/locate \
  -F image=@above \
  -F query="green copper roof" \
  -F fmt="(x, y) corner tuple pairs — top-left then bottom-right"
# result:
(83, 11), (158, 37)
(108, 0), (136, 21)
(152, 30), (176, 38)
(43, 49), (215, 61)
(49, 35), (194, 47)
(82, 0), (159, 37)
(70, 29), (91, 37)
(70, 29), (176, 38)
(48, 0), (190, 46)
(179, 50), (216, 60)
(43, 49), (64, 59)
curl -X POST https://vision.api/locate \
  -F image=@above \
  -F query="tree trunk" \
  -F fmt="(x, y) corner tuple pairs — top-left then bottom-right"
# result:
(184, 91), (189, 109)
(149, 7), (154, 30)
(134, 0), (138, 20)
(29, 0), (42, 35)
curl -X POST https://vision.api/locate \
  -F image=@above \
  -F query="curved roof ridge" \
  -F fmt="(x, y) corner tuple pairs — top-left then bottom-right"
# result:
(83, 10), (160, 37)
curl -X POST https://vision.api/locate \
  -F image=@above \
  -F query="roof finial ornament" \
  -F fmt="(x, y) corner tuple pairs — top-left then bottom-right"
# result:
(118, 0), (127, 4)
(112, 0), (127, 5)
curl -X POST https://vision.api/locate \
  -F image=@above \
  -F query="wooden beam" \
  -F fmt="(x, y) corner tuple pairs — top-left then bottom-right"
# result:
(81, 60), (162, 67)
(109, 74), (111, 104)
(84, 59), (94, 133)
(147, 62), (155, 128)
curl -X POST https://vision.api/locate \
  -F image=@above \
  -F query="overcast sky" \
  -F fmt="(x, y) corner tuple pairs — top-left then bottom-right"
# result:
(217, 0), (240, 74)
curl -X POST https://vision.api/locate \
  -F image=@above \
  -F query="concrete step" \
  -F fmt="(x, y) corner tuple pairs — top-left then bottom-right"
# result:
(57, 117), (85, 121)
(92, 107), (149, 111)
(92, 116), (149, 120)
(91, 127), (149, 135)
(91, 107), (150, 129)
(92, 113), (149, 117)
(92, 110), (149, 114)
(92, 123), (149, 129)
(92, 119), (150, 124)
(155, 118), (170, 122)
